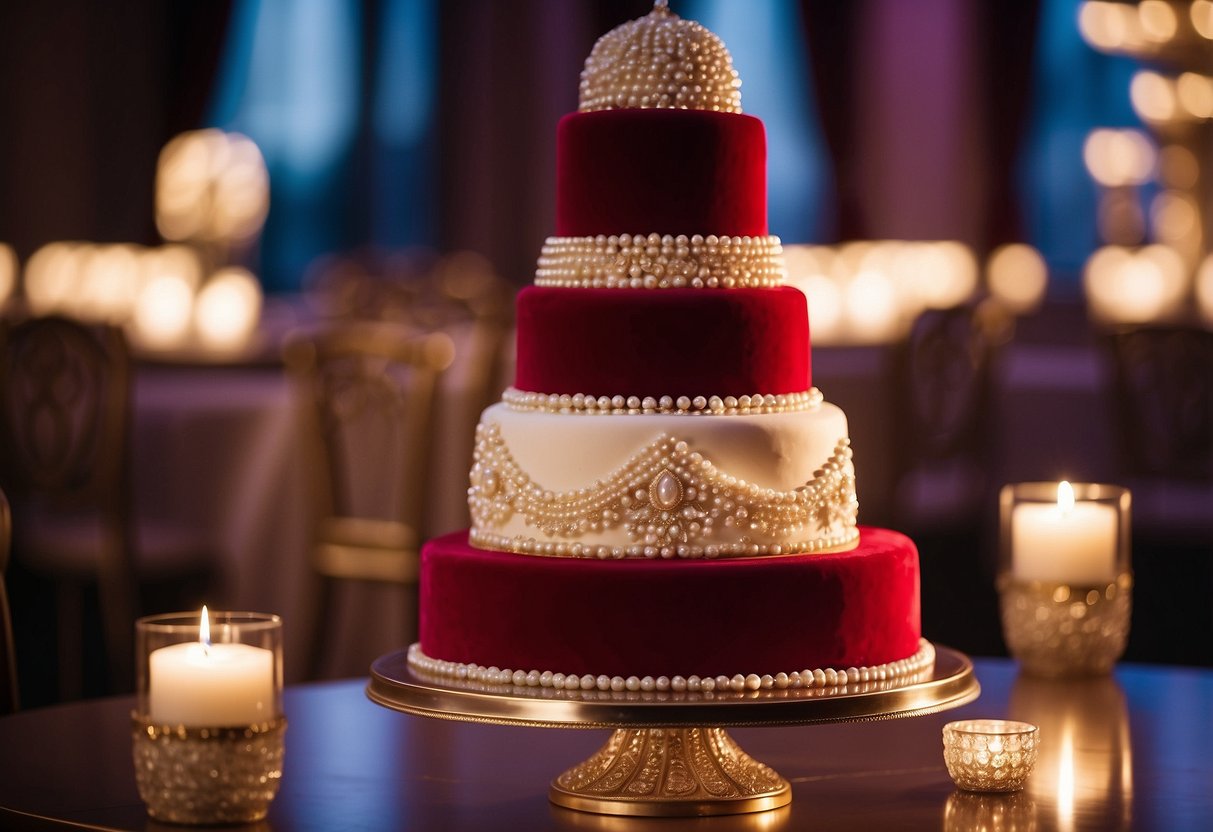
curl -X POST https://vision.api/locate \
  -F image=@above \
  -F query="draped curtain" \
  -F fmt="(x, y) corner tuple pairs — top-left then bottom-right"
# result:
(0, 0), (1041, 284)
(800, 0), (1041, 252)
(0, 1), (231, 259)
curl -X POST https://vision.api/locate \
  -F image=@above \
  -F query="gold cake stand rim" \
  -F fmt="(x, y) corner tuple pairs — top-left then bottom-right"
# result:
(366, 642), (980, 730)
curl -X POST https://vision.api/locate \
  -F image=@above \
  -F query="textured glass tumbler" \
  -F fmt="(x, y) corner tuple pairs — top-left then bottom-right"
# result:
(132, 610), (285, 825)
(943, 720), (1039, 792)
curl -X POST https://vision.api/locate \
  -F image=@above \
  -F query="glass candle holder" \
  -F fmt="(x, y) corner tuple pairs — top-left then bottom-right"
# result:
(132, 609), (285, 825)
(998, 482), (1132, 678)
(943, 720), (1039, 792)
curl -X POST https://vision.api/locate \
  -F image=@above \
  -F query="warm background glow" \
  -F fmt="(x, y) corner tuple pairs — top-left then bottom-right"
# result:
(988, 243), (1048, 315)
(194, 267), (263, 352)
(0, 243), (17, 307)
(784, 240), (1017, 345)
(156, 129), (270, 245)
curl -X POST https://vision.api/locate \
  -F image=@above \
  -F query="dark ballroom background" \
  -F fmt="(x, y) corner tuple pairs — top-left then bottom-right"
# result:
(0, 0), (1209, 711)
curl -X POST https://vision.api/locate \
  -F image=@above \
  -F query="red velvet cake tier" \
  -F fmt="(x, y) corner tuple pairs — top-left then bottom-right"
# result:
(419, 527), (921, 679)
(556, 109), (767, 237)
(514, 285), (811, 398)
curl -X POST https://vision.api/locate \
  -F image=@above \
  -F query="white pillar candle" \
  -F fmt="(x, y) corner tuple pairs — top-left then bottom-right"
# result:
(1012, 482), (1119, 584)
(148, 607), (275, 726)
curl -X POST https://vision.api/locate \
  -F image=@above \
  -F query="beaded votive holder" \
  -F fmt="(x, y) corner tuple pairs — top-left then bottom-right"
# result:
(133, 610), (285, 825)
(943, 720), (1039, 792)
(998, 573), (1132, 678)
(999, 482), (1132, 678)
(132, 715), (286, 824)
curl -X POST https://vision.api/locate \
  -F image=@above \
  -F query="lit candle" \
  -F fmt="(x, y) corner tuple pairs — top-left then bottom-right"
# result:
(1012, 482), (1119, 584)
(148, 606), (275, 726)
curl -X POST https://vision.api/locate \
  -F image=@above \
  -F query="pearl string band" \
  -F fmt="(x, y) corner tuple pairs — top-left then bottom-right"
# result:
(469, 527), (859, 560)
(407, 640), (936, 696)
(501, 387), (823, 416)
(469, 425), (859, 559)
(578, 4), (742, 114)
(535, 234), (785, 289)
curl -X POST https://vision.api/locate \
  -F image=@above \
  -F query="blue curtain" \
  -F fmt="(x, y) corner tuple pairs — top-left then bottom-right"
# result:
(684, 0), (833, 243)
(1017, 0), (1143, 286)
(208, 0), (438, 292)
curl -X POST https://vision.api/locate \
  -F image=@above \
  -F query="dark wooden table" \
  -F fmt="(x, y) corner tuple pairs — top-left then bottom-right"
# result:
(0, 659), (1209, 830)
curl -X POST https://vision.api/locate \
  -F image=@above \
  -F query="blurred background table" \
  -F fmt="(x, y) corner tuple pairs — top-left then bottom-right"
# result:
(0, 658), (1209, 831)
(130, 314), (503, 683)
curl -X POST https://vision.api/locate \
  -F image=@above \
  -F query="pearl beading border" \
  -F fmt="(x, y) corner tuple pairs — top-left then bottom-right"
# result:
(535, 234), (785, 289)
(407, 640), (936, 695)
(501, 387), (823, 416)
(468, 527), (859, 560)
(469, 426), (859, 559)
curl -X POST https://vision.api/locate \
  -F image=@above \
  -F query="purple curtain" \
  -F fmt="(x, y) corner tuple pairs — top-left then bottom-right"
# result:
(799, 0), (1040, 250)
(0, 1), (231, 258)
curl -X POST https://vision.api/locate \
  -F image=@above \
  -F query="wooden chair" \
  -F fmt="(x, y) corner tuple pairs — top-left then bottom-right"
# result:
(891, 301), (1010, 658)
(892, 300), (1009, 530)
(0, 316), (212, 698)
(1109, 326), (1213, 489)
(0, 488), (17, 714)
(1107, 325), (1213, 665)
(284, 323), (456, 680)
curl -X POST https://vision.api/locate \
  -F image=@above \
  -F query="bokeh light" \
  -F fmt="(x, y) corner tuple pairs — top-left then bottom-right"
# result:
(1130, 71), (1176, 123)
(988, 244), (1048, 315)
(1084, 244), (1187, 324)
(1192, 0), (1213, 39)
(157, 129), (270, 244)
(25, 242), (85, 316)
(1079, 2), (1138, 51)
(1083, 129), (1155, 187)
(1195, 254), (1213, 324)
(1137, 0), (1177, 43)
(1176, 73), (1213, 120)
(132, 273), (195, 349)
(803, 274), (843, 344)
(784, 241), (980, 344)
(195, 267), (263, 351)
(0, 244), (16, 307)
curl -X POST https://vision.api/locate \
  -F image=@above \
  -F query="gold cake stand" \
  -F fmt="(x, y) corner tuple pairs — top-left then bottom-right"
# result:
(367, 643), (979, 818)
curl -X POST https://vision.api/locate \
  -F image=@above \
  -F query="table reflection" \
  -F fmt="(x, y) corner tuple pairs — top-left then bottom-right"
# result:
(550, 802), (791, 832)
(1009, 674), (1132, 832)
(944, 790), (1037, 832)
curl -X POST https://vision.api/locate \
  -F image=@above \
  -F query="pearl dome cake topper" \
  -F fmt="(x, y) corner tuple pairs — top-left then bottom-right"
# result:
(578, 0), (743, 114)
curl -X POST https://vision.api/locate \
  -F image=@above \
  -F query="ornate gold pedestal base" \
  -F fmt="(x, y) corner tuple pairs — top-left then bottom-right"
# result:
(550, 727), (791, 817)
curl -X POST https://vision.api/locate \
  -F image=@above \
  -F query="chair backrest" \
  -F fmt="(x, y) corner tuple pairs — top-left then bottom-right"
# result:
(0, 316), (136, 691)
(1109, 326), (1213, 482)
(0, 316), (131, 514)
(0, 487), (17, 714)
(896, 301), (1006, 472)
(284, 323), (456, 581)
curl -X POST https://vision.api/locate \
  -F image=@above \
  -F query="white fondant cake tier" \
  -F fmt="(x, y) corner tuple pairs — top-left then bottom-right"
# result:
(468, 400), (859, 557)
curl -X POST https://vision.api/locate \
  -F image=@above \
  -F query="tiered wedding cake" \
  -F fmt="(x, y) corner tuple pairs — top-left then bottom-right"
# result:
(411, 4), (930, 694)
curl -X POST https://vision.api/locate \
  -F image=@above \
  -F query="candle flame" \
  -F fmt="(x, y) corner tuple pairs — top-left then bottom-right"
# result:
(200, 604), (211, 653)
(1058, 480), (1075, 514)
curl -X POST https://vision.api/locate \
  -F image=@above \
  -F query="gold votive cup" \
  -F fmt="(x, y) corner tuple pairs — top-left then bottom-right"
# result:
(999, 482), (1132, 677)
(943, 720), (1039, 792)
(133, 610), (285, 824)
